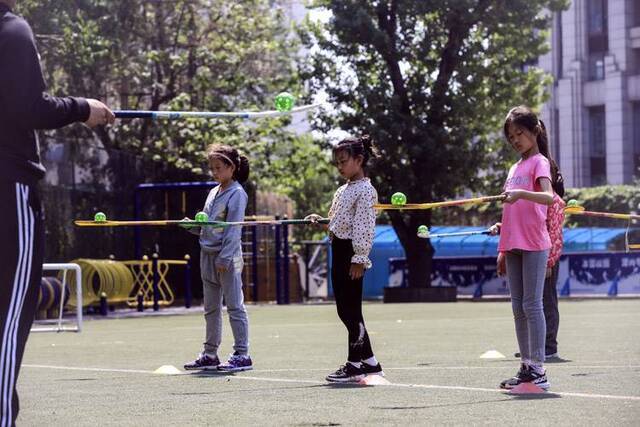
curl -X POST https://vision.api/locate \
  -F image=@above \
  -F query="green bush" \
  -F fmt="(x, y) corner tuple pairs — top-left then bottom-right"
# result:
(565, 185), (640, 227)
(426, 185), (640, 229)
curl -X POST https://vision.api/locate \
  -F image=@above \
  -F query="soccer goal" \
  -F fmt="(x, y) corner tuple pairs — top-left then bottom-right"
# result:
(31, 263), (83, 333)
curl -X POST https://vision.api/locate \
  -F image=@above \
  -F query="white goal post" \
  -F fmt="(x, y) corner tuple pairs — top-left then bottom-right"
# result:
(31, 263), (83, 333)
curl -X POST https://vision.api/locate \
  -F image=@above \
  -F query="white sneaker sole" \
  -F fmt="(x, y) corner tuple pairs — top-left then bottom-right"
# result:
(325, 374), (365, 383)
(534, 381), (550, 390)
(184, 365), (220, 371)
(218, 366), (253, 372)
(501, 380), (550, 390)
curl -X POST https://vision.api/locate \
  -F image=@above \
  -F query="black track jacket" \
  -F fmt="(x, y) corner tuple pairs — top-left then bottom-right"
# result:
(0, 3), (90, 184)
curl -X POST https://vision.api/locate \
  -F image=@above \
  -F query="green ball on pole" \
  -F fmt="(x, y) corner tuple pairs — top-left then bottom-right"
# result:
(274, 92), (295, 112)
(566, 199), (581, 208)
(417, 225), (429, 237)
(194, 211), (208, 223)
(94, 212), (107, 223)
(391, 192), (407, 206)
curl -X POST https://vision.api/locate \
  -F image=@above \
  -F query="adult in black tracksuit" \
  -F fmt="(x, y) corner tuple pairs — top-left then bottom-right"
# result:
(0, 1), (114, 425)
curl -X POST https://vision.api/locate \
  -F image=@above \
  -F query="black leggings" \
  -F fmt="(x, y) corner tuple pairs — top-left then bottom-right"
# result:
(543, 263), (560, 354)
(331, 237), (374, 362)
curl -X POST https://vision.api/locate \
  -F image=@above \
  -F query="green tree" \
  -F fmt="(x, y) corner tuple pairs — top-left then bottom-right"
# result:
(301, 0), (568, 287)
(18, 0), (332, 222)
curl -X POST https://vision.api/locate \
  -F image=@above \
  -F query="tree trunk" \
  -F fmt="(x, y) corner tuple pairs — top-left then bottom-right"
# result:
(390, 211), (434, 288)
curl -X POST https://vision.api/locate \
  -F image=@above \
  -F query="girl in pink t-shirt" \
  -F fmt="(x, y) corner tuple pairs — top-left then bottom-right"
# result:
(496, 106), (556, 391)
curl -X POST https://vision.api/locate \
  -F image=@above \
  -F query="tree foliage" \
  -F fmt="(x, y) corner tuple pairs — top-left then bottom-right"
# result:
(301, 0), (568, 287)
(17, 0), (332, 223)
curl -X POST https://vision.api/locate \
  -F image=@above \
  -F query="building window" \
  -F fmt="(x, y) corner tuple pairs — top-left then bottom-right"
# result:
(555, 12), (563, 80)
(588, 106), (606, 185)
(587, 0), (607, 81)
(587, 0), (607, 35)
(633, 48), (640, 75)
(634, 0), (640, 27)
(588, 54), (605, 80)
(634, 103), (640, 179)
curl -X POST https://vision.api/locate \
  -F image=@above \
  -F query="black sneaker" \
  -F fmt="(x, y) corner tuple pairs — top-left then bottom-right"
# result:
(184, 352), (220, 370)
(361, 362), (385, 377)
(326, 363), (365, 383)
(500, 363), (528, 389)
(520, 366), (550, 390)
(500, 364), (550, 390)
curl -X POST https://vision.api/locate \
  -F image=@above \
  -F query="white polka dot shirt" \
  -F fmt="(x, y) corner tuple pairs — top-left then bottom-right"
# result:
(328, 177), (378, 268)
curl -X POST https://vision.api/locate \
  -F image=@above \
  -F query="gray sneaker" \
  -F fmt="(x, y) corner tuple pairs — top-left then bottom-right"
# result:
(184, 352), (220, 370)
(218, 352), (253, 372)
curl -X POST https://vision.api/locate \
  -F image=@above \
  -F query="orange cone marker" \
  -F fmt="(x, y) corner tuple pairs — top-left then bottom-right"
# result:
(358, 375), (391, 386)
(508, 382), (546, 394)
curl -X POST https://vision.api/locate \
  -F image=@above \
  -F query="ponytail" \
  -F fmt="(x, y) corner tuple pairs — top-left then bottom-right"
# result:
(333, 134), (379, 168)
(235, 154), (250, 184)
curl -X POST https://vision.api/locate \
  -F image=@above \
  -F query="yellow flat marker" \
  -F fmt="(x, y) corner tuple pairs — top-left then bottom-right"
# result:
(479, 350), (506, 359)
(153, 365), (182, 375)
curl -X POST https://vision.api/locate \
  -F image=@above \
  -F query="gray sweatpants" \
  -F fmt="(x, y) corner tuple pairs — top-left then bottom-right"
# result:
(505, 249), (549, 365)
(200, 251), (249, 356)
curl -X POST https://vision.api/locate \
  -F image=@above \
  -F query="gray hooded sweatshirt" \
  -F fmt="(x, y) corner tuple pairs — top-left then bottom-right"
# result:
(192, 181), (248, 270)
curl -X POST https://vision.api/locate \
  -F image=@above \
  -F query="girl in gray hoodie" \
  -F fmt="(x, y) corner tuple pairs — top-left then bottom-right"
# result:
(184, 144), (253, 372)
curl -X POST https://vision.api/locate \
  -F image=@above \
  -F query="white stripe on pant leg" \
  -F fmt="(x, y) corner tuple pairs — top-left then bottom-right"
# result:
(0, 184), (30, 427)
(0, 184), (25, 426)
(8, 186), (33, 427)
(6, 186), (33, 427)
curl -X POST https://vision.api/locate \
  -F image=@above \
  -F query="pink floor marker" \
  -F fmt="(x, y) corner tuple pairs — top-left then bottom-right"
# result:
(358, 375), (391, 386)
(508, 382), (546, 394)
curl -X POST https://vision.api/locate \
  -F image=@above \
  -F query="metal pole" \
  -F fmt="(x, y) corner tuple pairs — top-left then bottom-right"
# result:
(326, 240), (332, 298)
(304, 243), (310, 300)
(274, 216), (282, 304)
(152, 253), (159, 311)
(283, 215), (290, 304)
(184, 254), (192, 308)
(134, 190), (141, 259)
(252, 226), (259, 302)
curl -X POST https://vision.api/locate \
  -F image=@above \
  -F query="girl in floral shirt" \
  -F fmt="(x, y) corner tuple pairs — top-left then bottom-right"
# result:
(306, 135), (382, 383)
(542, 173), (565, 359)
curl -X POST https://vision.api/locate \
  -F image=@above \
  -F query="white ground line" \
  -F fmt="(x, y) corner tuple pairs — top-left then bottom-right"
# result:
(247, 365), (640, 372)
(23, 364), (151, 374)
(22, 364), (640, 402)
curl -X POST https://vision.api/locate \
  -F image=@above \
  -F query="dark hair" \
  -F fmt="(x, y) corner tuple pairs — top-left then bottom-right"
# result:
(332, 134), (378, 169)
(503, 106), (564, 197)
(206, 144), (250, 184)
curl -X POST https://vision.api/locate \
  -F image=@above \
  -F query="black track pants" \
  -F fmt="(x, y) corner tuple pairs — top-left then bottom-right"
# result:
(0, 180), (44, 427)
